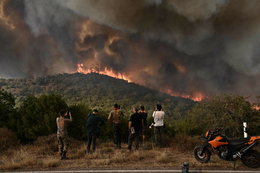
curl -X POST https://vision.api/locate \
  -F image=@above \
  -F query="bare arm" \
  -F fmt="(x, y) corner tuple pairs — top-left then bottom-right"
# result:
(56, 117), (59, 129)
(65, 112), (72, 122)
(69, 112), (72, 121)
(108, 111), (112, 120)
(128, 121), (132, 130)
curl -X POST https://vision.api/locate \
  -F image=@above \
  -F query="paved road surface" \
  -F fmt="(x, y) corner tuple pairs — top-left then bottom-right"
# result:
(11, 169), (260, 173)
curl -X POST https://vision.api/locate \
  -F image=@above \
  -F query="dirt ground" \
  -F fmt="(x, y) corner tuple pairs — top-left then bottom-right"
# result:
(0, 135), (259, 171)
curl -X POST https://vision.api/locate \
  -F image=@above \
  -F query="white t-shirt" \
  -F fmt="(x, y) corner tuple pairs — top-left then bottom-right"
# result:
(152, 111), (165, 126)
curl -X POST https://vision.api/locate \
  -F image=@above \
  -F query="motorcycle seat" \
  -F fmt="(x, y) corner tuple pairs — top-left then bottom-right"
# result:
(228, 138), (249, 146)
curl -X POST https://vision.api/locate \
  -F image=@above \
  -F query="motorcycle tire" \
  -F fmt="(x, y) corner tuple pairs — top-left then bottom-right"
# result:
(194, 145), (211, 163)
(241, 150), (259, 168)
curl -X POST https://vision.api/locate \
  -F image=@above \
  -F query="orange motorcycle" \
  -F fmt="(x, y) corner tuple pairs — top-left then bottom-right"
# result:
(194, 128), (260, 168)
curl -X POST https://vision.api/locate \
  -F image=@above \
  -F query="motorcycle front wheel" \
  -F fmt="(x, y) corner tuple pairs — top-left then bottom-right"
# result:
(241, 150), (259, 168)
(194, 145), (211, 163)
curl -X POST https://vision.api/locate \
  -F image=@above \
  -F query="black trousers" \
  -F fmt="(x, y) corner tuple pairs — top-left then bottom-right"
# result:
(87, 133), (97, 153)
(154, 126), (164, 147)
(113, 124), (121, 148)
(128, 131), (141, 151)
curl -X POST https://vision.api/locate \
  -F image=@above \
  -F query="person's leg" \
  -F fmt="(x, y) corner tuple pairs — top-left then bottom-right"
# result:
(135, 132), (140, 150)
(87, 133), (92, 153)
(114, 124), (121, 148)
(154, 127), (159, 146)
(92, 134), (97, 152)
(128, 133), (134, 151)
(160, 126), (164, 147)
(62, 136), (68, 159)
(58, 136), (63, 158)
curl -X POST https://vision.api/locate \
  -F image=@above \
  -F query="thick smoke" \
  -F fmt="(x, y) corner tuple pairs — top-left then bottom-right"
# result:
(0, 0), (259, 98)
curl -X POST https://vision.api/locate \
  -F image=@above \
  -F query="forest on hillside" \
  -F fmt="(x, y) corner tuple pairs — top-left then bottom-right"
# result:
(0, 87), (259, 144)
(0, 73), (195, 119)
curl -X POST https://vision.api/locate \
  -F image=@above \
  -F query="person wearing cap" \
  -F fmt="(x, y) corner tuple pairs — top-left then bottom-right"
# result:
(86, 109), (104, 154)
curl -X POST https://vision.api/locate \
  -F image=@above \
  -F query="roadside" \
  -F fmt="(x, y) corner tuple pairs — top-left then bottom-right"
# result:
(0, 134), (259, 172)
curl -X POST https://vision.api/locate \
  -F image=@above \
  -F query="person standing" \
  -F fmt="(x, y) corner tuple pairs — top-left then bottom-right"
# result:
(152, 104), (165, 147)
(86, 109), (104, 154)
(56, 110), (72, 160)
(108, 104), (124, 149)
(128, 107), (143, 151)
(139, 105), (148, 145)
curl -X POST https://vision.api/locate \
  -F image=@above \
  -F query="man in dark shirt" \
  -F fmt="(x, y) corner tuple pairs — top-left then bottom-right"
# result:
(139, 105), (148, 144)
(86, 109), (104, 154)
(128, 107), (143, 151)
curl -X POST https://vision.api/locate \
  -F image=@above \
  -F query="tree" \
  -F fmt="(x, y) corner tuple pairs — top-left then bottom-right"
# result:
(0, 89), (16, 128)
(175, 95), (257, 137)
(17, 94), (67, 142)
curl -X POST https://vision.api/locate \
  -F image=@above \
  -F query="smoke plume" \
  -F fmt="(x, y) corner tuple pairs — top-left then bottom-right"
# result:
(0, 0), (259, 99)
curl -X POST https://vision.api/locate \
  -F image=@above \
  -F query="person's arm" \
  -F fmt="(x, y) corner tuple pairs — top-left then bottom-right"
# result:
(56, 117), (59, 129)
(67, 112), (72, 122)
(108, 111), (112, 120)
(128, 121), (132, 130)
(152, 111), (155, 118)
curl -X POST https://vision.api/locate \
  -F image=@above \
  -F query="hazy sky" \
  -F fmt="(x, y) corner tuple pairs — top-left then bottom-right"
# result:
(0, 0), (259, 99)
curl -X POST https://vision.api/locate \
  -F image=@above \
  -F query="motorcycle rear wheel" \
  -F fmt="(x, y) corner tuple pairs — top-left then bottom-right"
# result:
(241, 150), (259, 168)
(194, 145), (211, 163)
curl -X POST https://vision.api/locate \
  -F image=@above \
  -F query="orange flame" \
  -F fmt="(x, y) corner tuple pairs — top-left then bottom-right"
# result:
(252, 105), (260, 110)
(0, 0), (15, 29)
(77, 64), (205, 101)
(77, 64), (132, 82)
(161, 88), (204, 101)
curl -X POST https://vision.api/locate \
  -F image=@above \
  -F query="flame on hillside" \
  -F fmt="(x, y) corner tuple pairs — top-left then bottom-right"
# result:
(252, 105), (260, 110)
(77, 63), (204, 101)
(161, 89), (204, 101)
(0, 0), (15, 29)
(77, 64), (132, 82)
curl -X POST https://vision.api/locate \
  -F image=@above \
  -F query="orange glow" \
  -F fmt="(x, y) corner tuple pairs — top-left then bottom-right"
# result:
(0, 0), (15, 29)
(174, 63), (186, 73)
(77, 64), (132, 82)
(252, 105), (260, 110)
(77, 63), (204, 101)
(161, 88), (204, 101)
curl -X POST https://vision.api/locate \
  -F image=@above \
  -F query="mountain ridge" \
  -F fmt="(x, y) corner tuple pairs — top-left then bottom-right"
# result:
(0, 73), (195, 118)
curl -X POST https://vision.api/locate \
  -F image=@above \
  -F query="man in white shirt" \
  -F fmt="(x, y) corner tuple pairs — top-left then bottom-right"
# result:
(152, 104), (165, 147)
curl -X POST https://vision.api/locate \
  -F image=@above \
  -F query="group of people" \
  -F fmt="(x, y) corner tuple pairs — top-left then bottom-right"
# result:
(56, 104), (165, 160)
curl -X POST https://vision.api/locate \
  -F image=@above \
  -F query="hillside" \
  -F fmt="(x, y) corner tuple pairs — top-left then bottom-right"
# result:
(0, 73), (195, 118)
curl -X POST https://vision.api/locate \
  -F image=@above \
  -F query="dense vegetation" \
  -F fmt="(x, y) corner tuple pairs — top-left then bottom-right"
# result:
(0, 73), (259, 143)
(0, 73), (194, 118)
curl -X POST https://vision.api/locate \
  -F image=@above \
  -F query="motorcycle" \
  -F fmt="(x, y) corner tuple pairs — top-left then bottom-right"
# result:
(194, 128), (260, 168)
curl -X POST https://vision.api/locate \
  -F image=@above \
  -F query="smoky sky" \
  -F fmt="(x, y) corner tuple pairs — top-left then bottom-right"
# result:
(0, 0), (259, 98)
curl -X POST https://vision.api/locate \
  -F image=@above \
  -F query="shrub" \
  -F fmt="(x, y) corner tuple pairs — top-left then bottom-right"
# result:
(0, 128), (19, 151)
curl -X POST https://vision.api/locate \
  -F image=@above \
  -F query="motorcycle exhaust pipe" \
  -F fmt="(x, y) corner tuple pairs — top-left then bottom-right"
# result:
(241, 141), (258, 154)
(233, 141), (258, 159)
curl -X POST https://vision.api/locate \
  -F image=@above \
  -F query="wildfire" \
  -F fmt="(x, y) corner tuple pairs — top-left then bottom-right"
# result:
(0, 0), (15, 29)
(77, 64), (205, 101)
(161, 89), (204, 101)
(77, 64), (132, 82)
(252, 105), (260, 110)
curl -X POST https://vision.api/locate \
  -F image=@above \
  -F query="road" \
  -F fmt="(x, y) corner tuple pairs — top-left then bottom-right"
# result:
(11, 169), (260, 173)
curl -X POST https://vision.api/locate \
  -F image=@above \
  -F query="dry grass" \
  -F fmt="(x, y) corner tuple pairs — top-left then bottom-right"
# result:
(0, 128), (19, 151)
(0, 134), (258, 171)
